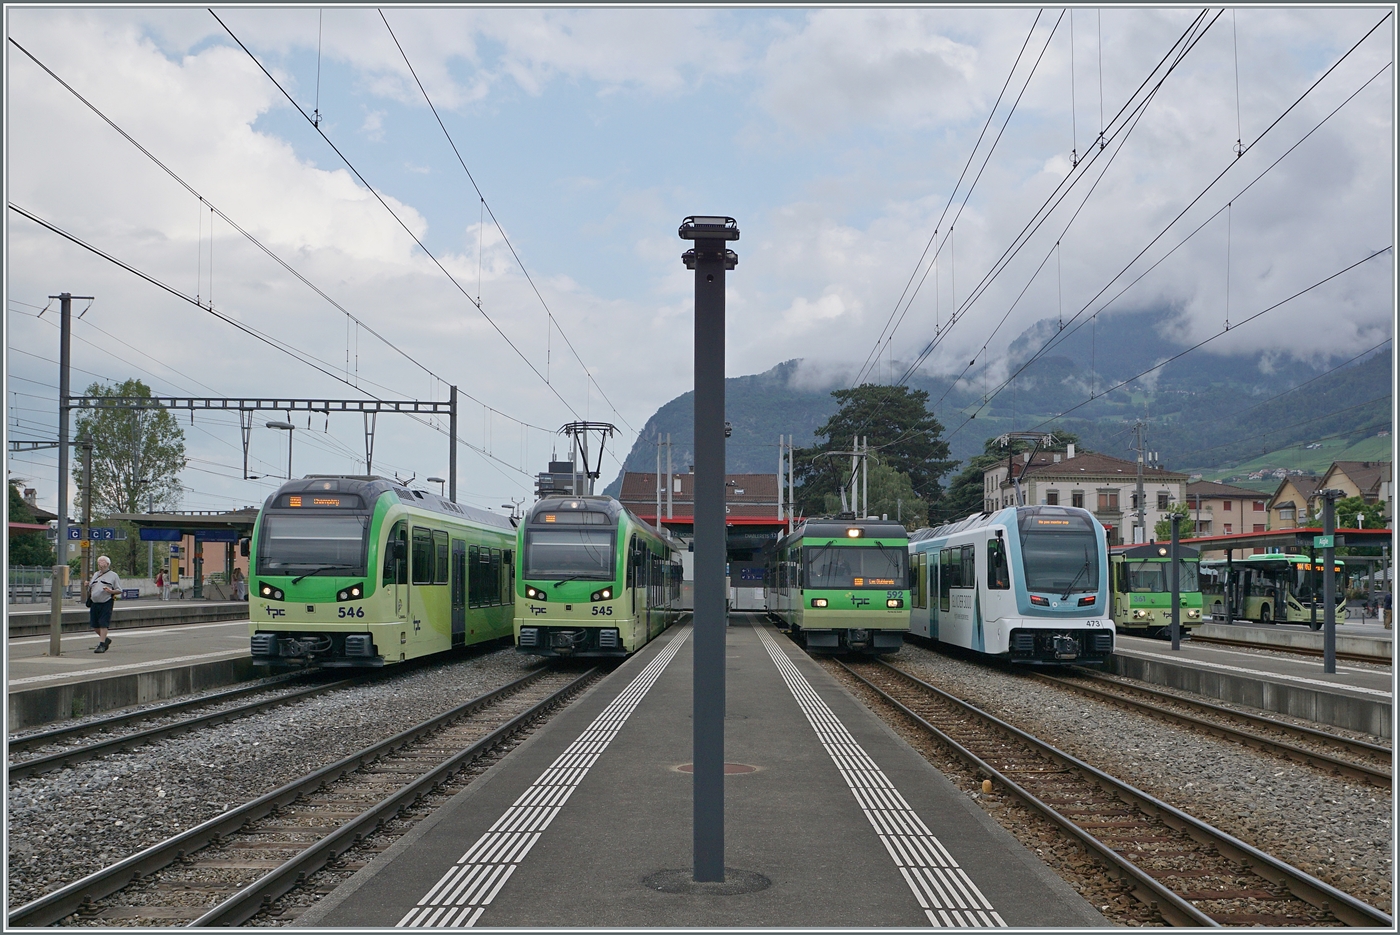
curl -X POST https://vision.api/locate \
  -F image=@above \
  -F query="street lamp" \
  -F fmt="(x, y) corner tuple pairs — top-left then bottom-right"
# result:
(428, 476), (447, 497)
(266, 421), (296, 479)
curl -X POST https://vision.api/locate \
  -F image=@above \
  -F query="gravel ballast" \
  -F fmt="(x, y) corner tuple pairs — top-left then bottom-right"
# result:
(7, 648), (544, 907)
(881, 641), (1393, 916)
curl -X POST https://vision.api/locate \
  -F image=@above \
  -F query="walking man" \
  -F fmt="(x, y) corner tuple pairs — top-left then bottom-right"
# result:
(89, 555), (121, 652)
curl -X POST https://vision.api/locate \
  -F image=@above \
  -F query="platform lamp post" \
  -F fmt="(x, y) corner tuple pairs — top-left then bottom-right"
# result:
(428, 476), (446, 498)
(266, 421), (296, 479)
(679, 215), (738, 884)
(1319, 488), (1344, 674)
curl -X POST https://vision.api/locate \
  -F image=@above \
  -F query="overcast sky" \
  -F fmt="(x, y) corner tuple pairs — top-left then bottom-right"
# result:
(5, 6), (1394, 519)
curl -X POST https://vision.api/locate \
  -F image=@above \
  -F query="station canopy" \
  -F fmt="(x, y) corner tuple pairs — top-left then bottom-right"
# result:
(107, 509), (259, 542)
(1180, 527), (1394, 553)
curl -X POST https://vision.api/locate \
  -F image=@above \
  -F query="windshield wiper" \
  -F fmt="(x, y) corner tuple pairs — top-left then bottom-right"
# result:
(553, 574), (595, 588)
(290, 565), (358, 585)
(1061, 549), (1092, 601)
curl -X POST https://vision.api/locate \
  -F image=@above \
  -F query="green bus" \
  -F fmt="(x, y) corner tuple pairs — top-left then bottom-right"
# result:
(1109, 543), (1203, 638)
(1200, 552), (1348, 628)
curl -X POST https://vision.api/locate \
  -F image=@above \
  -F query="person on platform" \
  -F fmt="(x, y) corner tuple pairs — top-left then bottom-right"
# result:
(231, 566), (247, 601)
(88, 555), (121, 653)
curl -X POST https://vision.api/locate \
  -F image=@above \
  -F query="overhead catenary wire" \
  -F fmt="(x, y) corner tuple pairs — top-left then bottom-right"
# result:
(6, 36), (551, 442)
(378, 9), (634, 436)
(209, 10), (594, 440)
(964, 53), (1393, 422)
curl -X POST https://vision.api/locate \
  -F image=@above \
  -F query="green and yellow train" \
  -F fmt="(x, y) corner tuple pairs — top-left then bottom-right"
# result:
(1109, 543), (1204, 638)
(514, 495), (683, 657)
(249, 476), (517, 667)
(766, 519), (911, 654)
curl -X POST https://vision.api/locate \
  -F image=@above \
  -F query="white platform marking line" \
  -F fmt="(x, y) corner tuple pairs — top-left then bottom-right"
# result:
(397, 627), (691, 928)
(755, 626), (1006, 928)
(1114, 647), (1393, 697)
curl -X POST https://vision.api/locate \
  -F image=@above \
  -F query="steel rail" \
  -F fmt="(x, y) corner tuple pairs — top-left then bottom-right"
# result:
(7, 665), (580, 927)
(847, 659), (1392, 928)
(835, 659), (1216, 927)
(1187, 633), (1390, 666)
(1037, 671), (1391, 786)
(189, 666), (599, 927)
(8, 675), (370, 781)
(8, 672), (308, 755)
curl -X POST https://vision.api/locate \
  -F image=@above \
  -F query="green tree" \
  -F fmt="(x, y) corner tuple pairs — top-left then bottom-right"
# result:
(7, 479), (55, 566)
(1153, 502), (1196, 541)
(73, 379), (187, 575)
(1331, 495), (1387, 530)
(935, 430), (1084, 525)
(820, 460), (928, 530)
(793, 385), (955, 519)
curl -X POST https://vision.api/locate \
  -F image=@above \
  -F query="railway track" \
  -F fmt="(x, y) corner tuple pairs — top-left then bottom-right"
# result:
(7, 674), (368, 781)
(9, 665), (600, 927)
(1187, 633), (1391, 666)
(1032, 670), (1391, 788)
(838, 658), (1391, 928)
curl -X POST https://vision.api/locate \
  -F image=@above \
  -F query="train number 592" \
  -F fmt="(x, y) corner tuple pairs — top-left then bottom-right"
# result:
(338, 606), (365, 618)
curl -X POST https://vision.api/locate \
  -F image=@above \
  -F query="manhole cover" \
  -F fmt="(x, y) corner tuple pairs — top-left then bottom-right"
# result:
(642, 868), (771, 895)
(674, 763), (758, 774)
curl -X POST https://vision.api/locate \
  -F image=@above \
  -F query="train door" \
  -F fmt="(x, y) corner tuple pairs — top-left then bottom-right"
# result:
(385, 520), (408, 623)
(451, 539), (466, 647)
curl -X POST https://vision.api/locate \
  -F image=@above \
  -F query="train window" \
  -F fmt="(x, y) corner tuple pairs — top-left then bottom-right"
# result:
(451, 540), (466, 606)
(467, 545), (479, 606)
(961, 544), (976, 586)
(626, 536), (638, 588)
(939, 549), (953, 610)
(383, 520), (408, 585)
(987, 539), (1010, 590)
(411, 527), (432, 585)
(433, 531), (450, 585)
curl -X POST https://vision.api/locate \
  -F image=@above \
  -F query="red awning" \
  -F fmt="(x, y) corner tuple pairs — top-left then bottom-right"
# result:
(8, 521), (50, 534)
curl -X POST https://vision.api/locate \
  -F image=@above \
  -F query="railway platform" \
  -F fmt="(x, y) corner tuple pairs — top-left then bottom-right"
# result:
(1110, 633), (1391, 738)
(8, 616), (256, 731)
(7, 598), (249, 638)
(300, 614), (1107, 928)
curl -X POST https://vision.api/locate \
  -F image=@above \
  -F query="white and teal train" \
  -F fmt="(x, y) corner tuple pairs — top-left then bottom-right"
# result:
(907, 505), (1115, 665)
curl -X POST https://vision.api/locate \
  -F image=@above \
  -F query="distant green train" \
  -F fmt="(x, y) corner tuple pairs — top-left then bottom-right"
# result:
(1109, 543), (1203, 638)
(249, 476), (517, 667)
(514, 495), (682, 657)
(766, 519), (911, 654)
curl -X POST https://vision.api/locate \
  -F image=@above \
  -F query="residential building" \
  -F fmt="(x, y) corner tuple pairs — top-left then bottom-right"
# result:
(1318, 461), (1393, 521)
(1185, 481), (1270, 537)
(616, 470), (786, 563)
(1266, 475), (1322, 530)
(983, 446), (1187, 545)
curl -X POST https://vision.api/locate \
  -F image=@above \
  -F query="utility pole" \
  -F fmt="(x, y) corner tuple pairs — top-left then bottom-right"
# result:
(786, 434), (794, 533)
(680, 215), (738, 884)
(49, 292), (92, 657)
(80, 438), (93, 588)
(1133, 420), (1146, 544)
(861, 436), (868, 518)
(1169, 512), (1181, 651)
(449, 385), (458, 503)
(777, 435), (784, 522)
(1321, 488), (1342, 673)
(666, 433), (673, 521)
(656, 436), (663, 526)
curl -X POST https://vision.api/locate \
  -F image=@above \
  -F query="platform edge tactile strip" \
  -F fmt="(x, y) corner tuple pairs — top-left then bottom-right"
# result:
(396, 627), (691, 928)
(755, 626), (1007, 929)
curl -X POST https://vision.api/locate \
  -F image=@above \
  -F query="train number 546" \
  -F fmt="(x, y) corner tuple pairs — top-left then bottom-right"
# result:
(338, 606), (365, 618)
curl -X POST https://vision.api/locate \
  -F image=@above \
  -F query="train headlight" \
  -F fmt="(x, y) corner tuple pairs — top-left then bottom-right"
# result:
(811, 598), (828, 608)
(525, 586), (547, 601)
(590, 587), (613, 602)
(1077, 595), (1096, 606)
(336, 584), (365, 602)
(1132, 609), (1151, 619)
(259, 583), (284, 601)
(886, 598), (904, 608)
(1187, 608), (1201, 619)
(846, 528), (862, 538)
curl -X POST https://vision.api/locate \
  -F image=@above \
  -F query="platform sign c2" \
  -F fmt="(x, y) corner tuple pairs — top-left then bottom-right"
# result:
(169, 543), (182, 556)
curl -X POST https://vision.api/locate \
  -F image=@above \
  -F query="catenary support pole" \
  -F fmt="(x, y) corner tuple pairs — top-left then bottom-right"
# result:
(449, 385), (458, 503)
(1224, 549), (1233, 625)
(680, 216), (738, 883)
(666, 434), (673, 520)
(1323, 490), (1339, 673)
(81, 439), (92, 588)
(51, 293), (76, 657)
(1170, 512), (1181, 651)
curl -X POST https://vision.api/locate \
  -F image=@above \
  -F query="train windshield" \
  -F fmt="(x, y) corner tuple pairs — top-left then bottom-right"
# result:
(1120, 560), (1199, 593)
(523, 528), (615, 580)
(257, 514), (369, 576)
(804, 544), (907, 589)
(1018, 512), (1099, 595)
